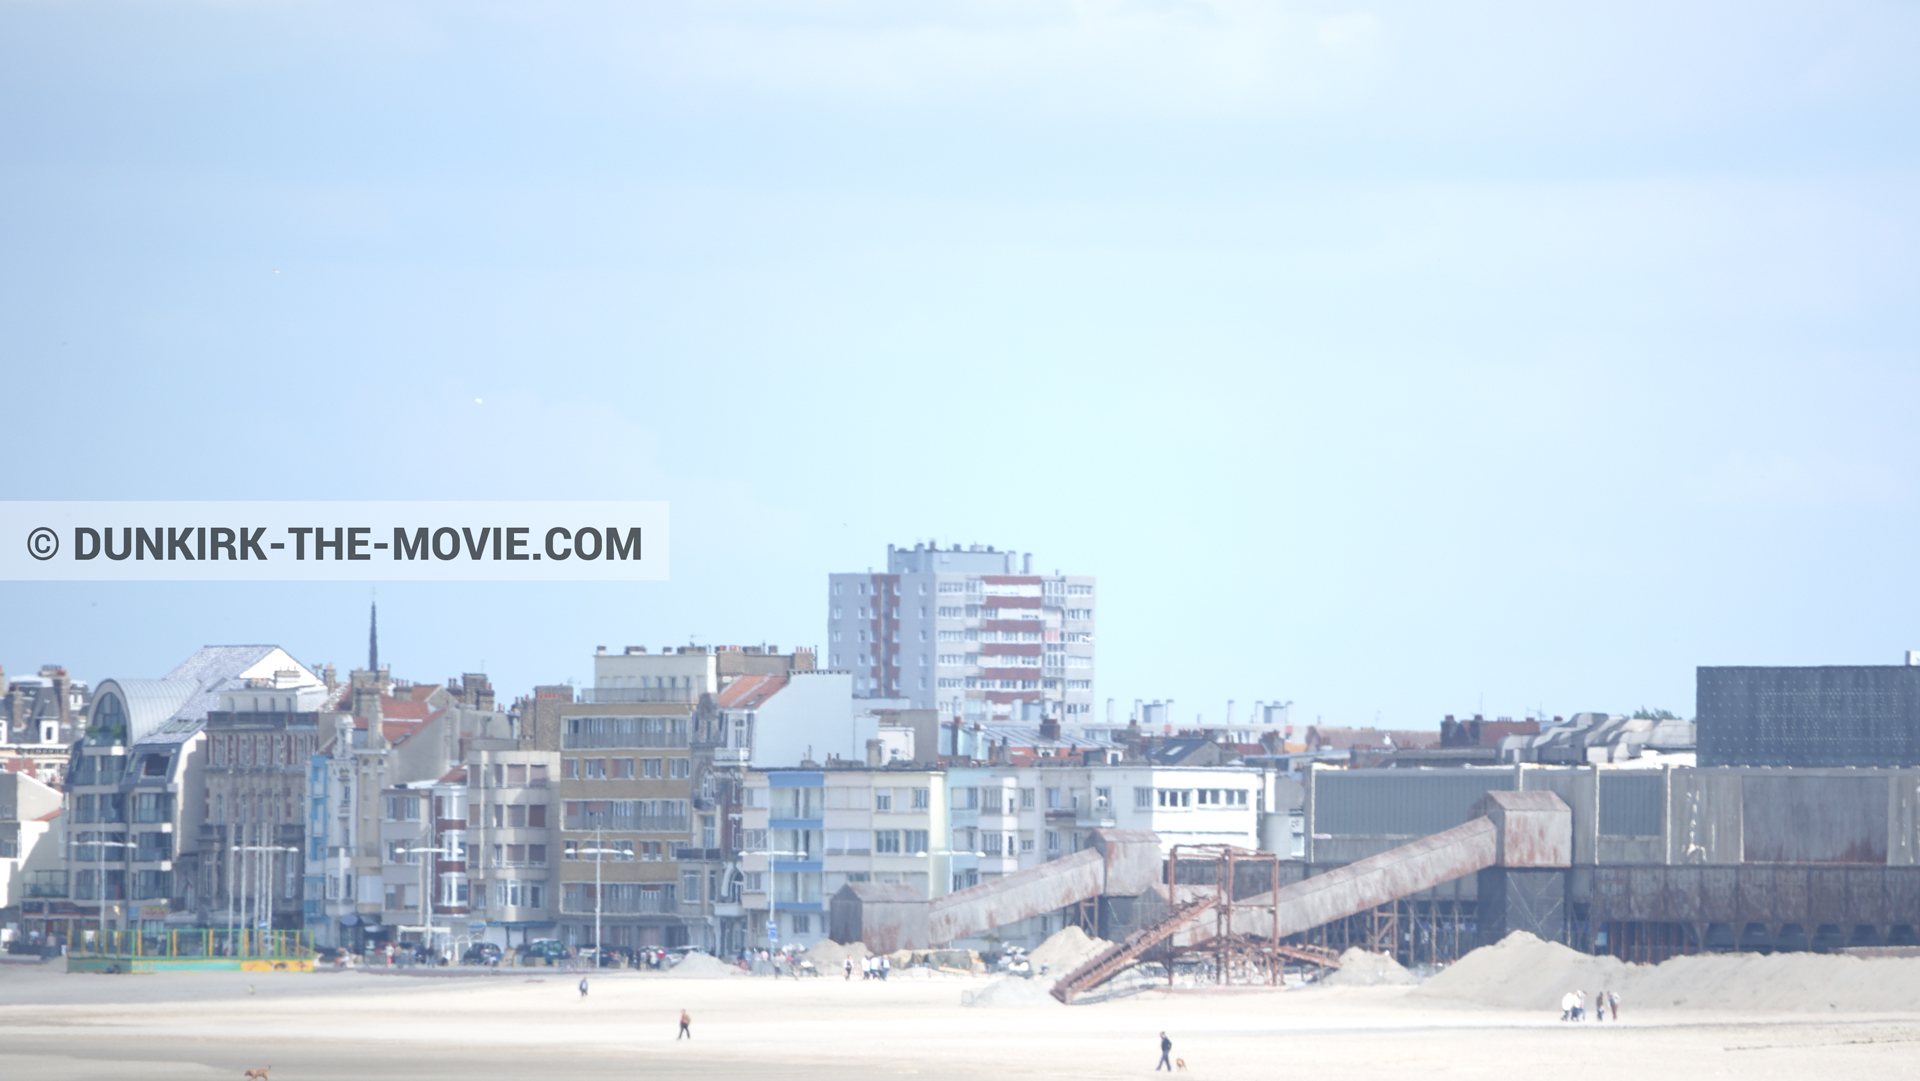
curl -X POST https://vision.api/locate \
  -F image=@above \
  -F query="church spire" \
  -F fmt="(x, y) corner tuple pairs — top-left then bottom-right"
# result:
(369, 600), (379, 674)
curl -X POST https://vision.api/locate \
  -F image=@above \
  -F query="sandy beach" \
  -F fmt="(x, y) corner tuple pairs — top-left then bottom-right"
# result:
(2, 958), (1917, 1081)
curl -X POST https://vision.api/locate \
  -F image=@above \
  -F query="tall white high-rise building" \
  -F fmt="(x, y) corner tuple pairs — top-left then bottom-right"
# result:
(827, 542), (1095, 725)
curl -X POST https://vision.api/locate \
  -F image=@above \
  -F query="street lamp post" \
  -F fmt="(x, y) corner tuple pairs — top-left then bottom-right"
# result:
(576, 827), (622, 967)
(755, 845), (804, 956)
(231, 843), (300, 956)
(395, 841), (452, 962)
(90, 834), (134, 951)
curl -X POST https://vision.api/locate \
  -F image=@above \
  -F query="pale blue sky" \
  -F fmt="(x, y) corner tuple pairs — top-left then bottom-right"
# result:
(3, 2), (1917, 728)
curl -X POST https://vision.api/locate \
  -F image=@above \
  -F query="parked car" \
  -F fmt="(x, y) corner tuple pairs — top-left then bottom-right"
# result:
(461, 943), (502, 965)
(593, 945), (636, 968)
(520, 938), (568, 966)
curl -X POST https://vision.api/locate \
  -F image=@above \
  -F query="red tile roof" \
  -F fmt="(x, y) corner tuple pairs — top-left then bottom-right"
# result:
(718, 674), (788, 709)
(380, 697), (434, 720)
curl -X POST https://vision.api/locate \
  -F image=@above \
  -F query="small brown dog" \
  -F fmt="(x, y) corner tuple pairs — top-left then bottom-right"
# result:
(243, 1069), (270, 1080)
(1175, 1059), (1188, 1072)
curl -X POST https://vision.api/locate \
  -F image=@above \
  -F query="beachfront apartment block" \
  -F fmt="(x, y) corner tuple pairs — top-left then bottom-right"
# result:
(739, 760), (1266, 952)
(739, 766), (951, 952)
(828, 543), (1096, 730)
(43, 646), (318, 949)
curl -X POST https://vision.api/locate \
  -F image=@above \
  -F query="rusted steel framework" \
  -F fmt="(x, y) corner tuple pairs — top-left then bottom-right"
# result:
(1304, 899), (1479, 967)
(1051, 895), (1219, 1003)
(1163, 844), (1311, 989)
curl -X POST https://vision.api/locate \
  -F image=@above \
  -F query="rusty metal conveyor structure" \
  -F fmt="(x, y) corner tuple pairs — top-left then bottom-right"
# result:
(1052, 790), (1573, 1001)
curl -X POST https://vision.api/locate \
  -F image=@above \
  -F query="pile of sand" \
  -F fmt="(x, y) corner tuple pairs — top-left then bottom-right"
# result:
(1324, 948), (1417, 986)
(805, 940), (871, 968)
(664, 952), (739, 978)
(1414, 932), (1920, 1013)
(961, 975), (1063, 1008)
(1026, 926), (1113, 976)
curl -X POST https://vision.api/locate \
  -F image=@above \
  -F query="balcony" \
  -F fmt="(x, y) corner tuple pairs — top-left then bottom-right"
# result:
(575, 688), (695, 705)
(711, 748), (750, 765)
(25, 870), (67, 898)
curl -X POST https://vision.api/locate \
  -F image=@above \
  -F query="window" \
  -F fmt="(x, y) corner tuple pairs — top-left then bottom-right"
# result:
(1047, 831), (1059, 853)
(937, 678), (962, 688)
(132, 791), (171, 823)
(529, 844), (547, 865)
(1046, 787), (1060, 809)
(564, 758), (579, 779)
(614, 840), (635, 861)
(740, 828), (767, 851)
(681, 871), (701, 902)
(1067, 584), (1092, 595)
(564, 840), (578, 861)
(529, 803), (547, 827)
(612, 758), (635, 779)
(384, 796), (421, 821)
(1066, 608), (1092, 620)
(642, 758), (662, 779)
(641, 841), (663, 861)
(873, 830), (902, 854)
(911, 787), (930, 810)
(791, 913), (811, 934)
(937, 607), (964, 618)
(1156, 789), (1192, 808)
(874, 790), (892, 813)
(1095, 787), (1112, 808)
(1135, 787), (1153, 810)
(670, 757), (691, 780)
(903, 829), (929, 853)
(1020, 836), (1035, 852)
(584, 758), (608, 779)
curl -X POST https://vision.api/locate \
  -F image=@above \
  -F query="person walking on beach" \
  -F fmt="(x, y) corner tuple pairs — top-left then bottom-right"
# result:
(844, 956), (853, 981)
(578, 976), (589, 998)
(678, 1009), (692, 1039)
(1594, 990), (1606, 1021)
(1608, 991), (1620, 1021)
(1156, 1032), (1173, 1072)
(1559, 991), (1577, 1021)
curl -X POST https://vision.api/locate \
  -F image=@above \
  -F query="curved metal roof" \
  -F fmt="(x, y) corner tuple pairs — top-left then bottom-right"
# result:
(95, 678), (197, 745)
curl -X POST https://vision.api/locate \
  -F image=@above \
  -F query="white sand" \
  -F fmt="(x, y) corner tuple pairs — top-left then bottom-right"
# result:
(1417, 932), (1920, 1014)
(665, 952), (741, 978)
(1324, 948), (1416, 986)
(4, 953), (1920, 1081)
(962, 974), (1064, 1008)
(1027, 925), (1113, 975)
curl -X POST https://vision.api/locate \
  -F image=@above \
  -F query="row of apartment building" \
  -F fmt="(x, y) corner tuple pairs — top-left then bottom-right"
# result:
(12, 634), (1302, 957)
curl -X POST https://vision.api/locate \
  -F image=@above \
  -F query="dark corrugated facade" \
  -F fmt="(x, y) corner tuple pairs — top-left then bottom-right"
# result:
(1698, 665), (1920, 767)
